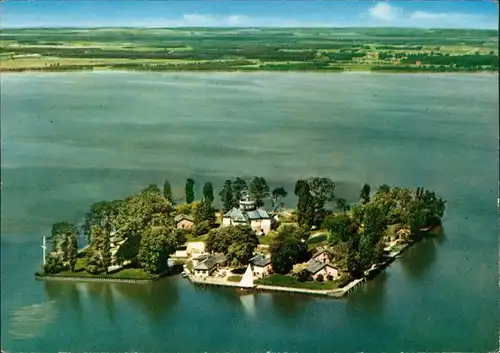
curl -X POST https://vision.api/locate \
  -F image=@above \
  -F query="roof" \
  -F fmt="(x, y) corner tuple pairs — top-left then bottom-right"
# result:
(194, 257), (218, 271)
(250, 254), (271, 267)
(312, 247), (332, 259)
(307, 259), (335, 274)
(223, 208), (249, 222)
(174, 214), (194, 223)
(224, 207), (270, 221)
(193, 254), (227, 271)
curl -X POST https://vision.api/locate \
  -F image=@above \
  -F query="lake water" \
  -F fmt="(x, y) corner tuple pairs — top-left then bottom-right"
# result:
(1, 72), (498, 352)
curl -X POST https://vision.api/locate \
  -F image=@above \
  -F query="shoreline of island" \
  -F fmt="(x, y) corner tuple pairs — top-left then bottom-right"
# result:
(34, 178), (446, 299)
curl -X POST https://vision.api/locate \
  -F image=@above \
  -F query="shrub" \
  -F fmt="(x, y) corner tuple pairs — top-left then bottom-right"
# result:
(316, 274), (324, 282)
(326, 274), (334, 281)
(297, 269), (310, 282)
(194, 221), (212, 236)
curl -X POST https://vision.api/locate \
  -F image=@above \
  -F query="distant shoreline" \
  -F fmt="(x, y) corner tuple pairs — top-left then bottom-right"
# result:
(1, 68), (498, 74)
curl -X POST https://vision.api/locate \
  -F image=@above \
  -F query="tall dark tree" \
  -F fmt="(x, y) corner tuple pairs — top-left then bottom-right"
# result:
(163, 180), (174, 204)
(219, 180), (234, 213)
(185, 178), (195, 204)
(360, 183), (371, 204)
(295, 180), (315, 230)
(271, 186), (288, 211)
(232, 177), (247, 205)
(102, 226), (112, 272)
(67, 232), (78, 271)
(202, 182), (214, 204)
(249, 176), (270, 208)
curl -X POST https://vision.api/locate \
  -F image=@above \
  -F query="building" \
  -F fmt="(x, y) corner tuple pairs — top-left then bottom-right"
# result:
(306, 259), (340, 281)
(174, 214), (194, 230)
(250, 254), (272, 278)
(222, 193), (272, 235)
(193, 254), (227, 278)
(311, 248), (333, 264)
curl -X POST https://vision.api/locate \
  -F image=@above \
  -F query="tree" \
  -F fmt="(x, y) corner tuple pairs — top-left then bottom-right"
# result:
(202, 182), (214, 204)
(308, 177), (336, 213)
(138, 226), (178, 274)
(102, 226), (112, 272)
(82, 200), (122, 243)
(193, 200), (216, 227)
(50, 222), (77, 253)
(360, 183), (371, 204)
(226, 225), (259, 266)
(142, 184), (161, 195)
(323, 213), (355, 243)
(270, 224), (308, 274)
(271, 186), (288, 211)
(295, 180), (314, 230)
(91, 226), (105, 252)
(67, 232), (78, 271)
(185, 178), (195, 204)
(219, 180), (234, 213)
(296, 177), (336, 227)
(163, 180), (174, 204)
(378, 184), (391, 194)
(87, 252), (104, 274)
(206, 227), (234, 254)
(249, 176), (270, 208)
(336, 198), (349, 212)
(232, 177), (247, 205)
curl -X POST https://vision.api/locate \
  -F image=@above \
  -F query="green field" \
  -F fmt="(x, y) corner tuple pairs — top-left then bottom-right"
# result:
(1, 27), (498, 72)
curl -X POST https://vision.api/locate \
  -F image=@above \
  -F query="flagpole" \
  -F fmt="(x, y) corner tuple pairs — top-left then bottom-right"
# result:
(42, 236), (47, 265)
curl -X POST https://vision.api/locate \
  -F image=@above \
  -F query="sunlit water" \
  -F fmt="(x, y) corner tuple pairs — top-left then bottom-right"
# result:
(1, 72), (498, 352)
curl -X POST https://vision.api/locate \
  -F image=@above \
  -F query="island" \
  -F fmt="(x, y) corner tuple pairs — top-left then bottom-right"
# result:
(2, 27), (497, 73)
(36, 176), (446, 297)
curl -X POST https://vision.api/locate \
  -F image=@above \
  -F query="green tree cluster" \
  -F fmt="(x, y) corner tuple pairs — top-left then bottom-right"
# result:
(269, 224), (308, 274)
(206, 225), (259, 266)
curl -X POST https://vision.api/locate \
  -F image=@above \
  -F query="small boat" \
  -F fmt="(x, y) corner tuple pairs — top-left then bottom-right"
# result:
(181, 271), (188, 278)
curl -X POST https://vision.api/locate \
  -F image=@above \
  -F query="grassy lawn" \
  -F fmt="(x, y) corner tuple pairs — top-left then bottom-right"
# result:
(185, 233), (208, 243)
(227, 275), (242, 282)
(256, 274), (338, 290)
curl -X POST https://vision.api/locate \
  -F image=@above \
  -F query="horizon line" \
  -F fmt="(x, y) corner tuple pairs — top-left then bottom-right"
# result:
(2, 26), (498, 31)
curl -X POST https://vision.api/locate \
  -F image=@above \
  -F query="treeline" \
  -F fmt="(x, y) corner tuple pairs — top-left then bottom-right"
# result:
(401, 53), (498, 68)
(371, 65), (497, 72)
(2, 45), (365, 63)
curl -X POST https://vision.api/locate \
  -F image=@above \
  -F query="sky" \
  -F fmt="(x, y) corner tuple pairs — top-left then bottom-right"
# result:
(1, 1), (498, 30)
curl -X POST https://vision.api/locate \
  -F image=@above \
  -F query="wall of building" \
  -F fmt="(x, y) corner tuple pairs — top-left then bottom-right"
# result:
(252, 264), (272, 278)
(177, 219), (194, 229)
(312, 266), (339, 280)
